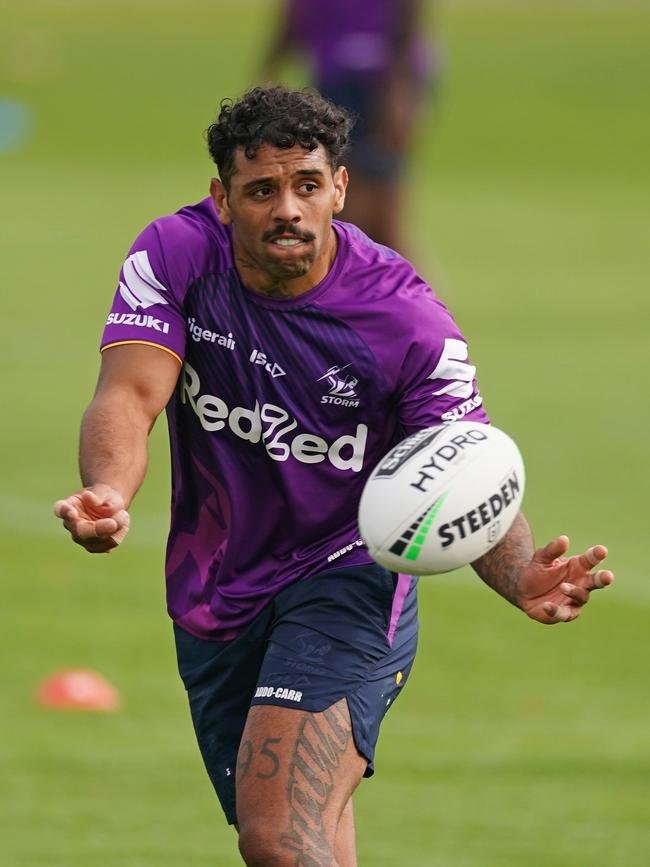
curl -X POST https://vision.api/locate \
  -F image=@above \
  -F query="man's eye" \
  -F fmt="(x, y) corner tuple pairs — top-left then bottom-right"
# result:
(300, 183), (318, 193)
(253, 187), (273, 197)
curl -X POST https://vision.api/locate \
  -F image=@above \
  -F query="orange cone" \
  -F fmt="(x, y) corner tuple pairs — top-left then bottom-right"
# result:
(36, 669), (121, 712)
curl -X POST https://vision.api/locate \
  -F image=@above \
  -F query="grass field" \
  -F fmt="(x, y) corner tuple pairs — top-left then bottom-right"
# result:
(1, 1), (649, 865)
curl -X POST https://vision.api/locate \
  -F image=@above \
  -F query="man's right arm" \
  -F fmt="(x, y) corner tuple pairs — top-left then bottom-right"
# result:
(54, 344), (181, 553)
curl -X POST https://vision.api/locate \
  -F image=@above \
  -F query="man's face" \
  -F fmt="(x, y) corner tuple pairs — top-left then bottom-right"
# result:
(211, 143), (348, 287)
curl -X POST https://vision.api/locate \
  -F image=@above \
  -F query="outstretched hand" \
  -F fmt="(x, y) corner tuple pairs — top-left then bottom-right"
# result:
(53, 484), (130, 554)
(518, 536), (614, 624)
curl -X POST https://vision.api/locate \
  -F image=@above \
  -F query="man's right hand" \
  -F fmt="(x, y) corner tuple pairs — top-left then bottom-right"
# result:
(53, 484), (130, 553)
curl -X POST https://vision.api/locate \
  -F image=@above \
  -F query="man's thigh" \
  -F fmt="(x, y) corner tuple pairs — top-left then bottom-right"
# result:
(236, 699), (366, 866)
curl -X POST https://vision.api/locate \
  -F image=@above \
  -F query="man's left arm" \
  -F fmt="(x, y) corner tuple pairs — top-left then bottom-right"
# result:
(472, 511), (614, 624)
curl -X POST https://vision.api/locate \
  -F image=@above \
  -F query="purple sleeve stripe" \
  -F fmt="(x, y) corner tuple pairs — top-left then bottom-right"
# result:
(386, 573), (413, 647)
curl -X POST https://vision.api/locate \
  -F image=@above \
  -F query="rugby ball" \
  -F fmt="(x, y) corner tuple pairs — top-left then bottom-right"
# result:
(358, 422), (525, 575)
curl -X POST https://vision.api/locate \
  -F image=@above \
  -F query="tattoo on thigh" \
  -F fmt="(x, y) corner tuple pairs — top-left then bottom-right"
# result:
(237, 737), (283, 783)
(257, 737), (282, 779)
(237, 740), (253, 783)
(279, 703), (351, 866)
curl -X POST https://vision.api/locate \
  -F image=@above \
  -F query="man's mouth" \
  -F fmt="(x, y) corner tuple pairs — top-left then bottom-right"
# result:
(271, 237), (304, 247)
(264, 227), (316, 248)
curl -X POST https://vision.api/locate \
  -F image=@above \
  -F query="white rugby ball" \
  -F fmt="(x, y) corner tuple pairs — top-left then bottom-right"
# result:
(358, 422), (525, 575)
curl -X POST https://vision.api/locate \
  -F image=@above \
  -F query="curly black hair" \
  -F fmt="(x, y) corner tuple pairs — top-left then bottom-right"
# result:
(206, 85), (354, 190)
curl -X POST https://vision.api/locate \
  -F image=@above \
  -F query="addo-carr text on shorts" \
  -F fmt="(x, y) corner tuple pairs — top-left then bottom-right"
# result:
(180, 362), (368, 471)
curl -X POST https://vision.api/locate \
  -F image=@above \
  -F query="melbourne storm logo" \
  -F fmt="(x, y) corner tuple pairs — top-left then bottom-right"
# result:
(317, 364), (360, 408)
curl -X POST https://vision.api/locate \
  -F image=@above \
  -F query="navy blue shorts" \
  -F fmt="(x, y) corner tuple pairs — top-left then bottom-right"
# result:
(174, 563), (418, 824)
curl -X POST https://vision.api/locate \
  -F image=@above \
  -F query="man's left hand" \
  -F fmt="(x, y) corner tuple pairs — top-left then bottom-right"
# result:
(518, 536), (614, 624)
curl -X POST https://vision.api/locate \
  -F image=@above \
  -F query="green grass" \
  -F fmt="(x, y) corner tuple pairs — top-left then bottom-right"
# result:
(1, 1), (649, 864)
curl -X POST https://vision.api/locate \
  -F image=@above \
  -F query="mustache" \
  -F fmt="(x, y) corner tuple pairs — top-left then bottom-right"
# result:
(262, 225), (316, 243)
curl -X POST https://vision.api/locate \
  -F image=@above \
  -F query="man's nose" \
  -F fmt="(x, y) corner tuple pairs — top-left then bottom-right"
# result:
(271, 188), (301, 224)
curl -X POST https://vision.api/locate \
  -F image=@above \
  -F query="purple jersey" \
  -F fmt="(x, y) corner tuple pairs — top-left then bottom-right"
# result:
(101, 198), (488, 639)
(286, 0), (429, 85)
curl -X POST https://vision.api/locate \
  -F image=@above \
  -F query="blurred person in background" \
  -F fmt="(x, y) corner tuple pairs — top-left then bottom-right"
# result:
(262, 0), (437, 253)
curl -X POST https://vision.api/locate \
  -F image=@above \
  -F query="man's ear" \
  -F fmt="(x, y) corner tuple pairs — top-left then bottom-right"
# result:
(210, 177), (232, 225)
(332, 165), (349, 216)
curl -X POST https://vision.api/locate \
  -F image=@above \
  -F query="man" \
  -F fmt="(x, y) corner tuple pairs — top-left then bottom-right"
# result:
(262, 0), (436, 252)
(54, 86), (613, 867)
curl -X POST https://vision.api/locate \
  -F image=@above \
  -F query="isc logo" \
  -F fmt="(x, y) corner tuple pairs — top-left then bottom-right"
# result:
(250, 349), (286, 378)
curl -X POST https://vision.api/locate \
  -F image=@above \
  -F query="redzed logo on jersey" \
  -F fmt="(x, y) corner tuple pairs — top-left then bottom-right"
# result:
(180, 362), (368, 472)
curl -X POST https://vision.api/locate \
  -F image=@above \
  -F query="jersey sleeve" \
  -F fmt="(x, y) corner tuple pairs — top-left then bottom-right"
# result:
(100, 219), (188, 364)
(396, 293), (490, 435)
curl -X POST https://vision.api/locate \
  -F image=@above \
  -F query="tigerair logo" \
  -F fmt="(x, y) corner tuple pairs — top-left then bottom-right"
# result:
(187, 317), (236, 349)
(119, 250), (169, 311)
(180, 362), (367, 471)
(318, 363), (359, 407)
(388, 494), (448, 562)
